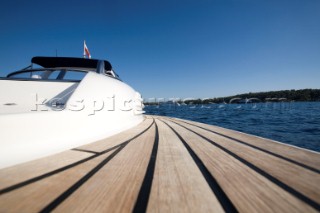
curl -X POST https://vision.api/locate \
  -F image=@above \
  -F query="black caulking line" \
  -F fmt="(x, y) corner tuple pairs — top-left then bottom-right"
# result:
(39, 145), (125, 213)
(71, 148), (100, 155)
(0, 154), (97, 195)
(133, 121), (159, 213)
(160, 119), (238, 213)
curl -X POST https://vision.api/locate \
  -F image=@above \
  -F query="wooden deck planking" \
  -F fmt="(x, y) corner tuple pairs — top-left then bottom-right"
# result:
(160, 118), (318, 213)
(0, 150), (94, 190)
(171, 117), (320, 171)
(0, 115), (319, 212)
(53, 118), (156, 212)
(164, 117), (320, 204)
(146, 119), (224, 213)
(0, 151), (116, 212)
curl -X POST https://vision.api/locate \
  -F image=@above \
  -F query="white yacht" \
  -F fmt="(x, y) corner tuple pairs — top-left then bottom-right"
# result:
(0, 57), (144, 169)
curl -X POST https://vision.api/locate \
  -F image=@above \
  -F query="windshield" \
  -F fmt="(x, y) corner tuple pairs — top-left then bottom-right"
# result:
(7, 68), (88, 82)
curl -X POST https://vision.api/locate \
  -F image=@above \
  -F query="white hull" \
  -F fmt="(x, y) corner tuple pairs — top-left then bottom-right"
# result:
(0, 72), (144, 169)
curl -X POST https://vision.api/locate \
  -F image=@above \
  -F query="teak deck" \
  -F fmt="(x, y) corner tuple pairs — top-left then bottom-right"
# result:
(0, 116), (319, 212)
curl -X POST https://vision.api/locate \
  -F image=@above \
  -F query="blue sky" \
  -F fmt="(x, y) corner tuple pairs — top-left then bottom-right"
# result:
(0, 0), (319, 99)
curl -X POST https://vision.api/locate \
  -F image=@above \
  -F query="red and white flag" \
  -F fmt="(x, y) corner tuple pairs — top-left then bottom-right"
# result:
(83, 40), (91, 59)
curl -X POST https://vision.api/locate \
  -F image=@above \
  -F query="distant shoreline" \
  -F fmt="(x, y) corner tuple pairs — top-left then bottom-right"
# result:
(144, 89), (320, 105)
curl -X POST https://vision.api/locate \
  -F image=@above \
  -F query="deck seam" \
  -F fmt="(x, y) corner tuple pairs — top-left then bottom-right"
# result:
(133, 121), (159, 213)
(0, 154), (96, 195)
(159, 119), (238, 213)
(71, 148), (100, 155)
(166, 118), (320, 211)
(39, 145), (125, 213)
(171, 118), (320, 174)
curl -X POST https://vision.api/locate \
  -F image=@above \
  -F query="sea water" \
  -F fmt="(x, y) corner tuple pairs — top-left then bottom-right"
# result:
(145, 102), (320, 152)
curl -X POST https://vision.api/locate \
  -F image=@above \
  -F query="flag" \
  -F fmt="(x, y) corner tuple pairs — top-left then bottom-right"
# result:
(83, 40), (91, 59)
